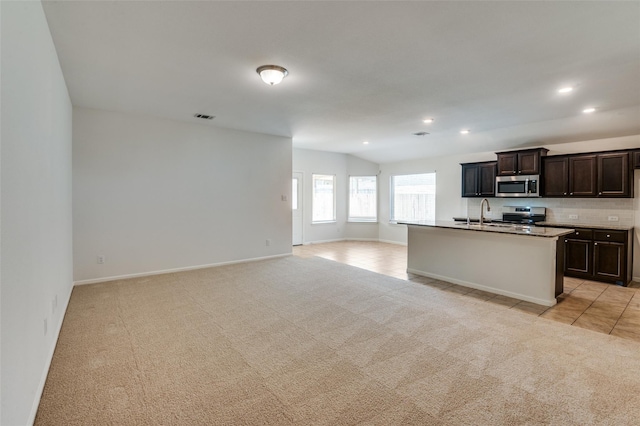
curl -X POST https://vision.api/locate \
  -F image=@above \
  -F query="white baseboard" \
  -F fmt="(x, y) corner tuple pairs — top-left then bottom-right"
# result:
(378, 239), (408, 246)
(303, 238), (407, 246)
(633, 276), (640, 284)
(28, 283), (74, 425)
(73, 253), (292, 286)
(302, 238), (345, 245)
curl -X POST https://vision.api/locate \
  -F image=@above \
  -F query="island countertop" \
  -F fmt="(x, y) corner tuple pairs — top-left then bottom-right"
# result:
(537, 221), (634, 231)
(398, 220), (574, 238)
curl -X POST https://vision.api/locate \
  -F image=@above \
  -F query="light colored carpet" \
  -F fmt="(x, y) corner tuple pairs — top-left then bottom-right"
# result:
(36, 256), (640, 425)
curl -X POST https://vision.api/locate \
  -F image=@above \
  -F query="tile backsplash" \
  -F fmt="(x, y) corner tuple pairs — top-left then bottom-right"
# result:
(467, 197), (636, 228)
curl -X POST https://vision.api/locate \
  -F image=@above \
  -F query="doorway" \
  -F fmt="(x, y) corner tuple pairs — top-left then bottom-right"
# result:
(292, 172), (303, 245)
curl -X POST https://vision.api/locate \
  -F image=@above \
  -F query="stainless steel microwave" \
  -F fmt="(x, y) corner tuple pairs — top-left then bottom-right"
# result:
(495, 175), (540, 197)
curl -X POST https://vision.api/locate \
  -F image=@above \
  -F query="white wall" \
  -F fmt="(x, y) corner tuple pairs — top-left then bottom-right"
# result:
(73, 108), (292, 282)
(378, 135), (640, 278)
(1, 2), (74, 424)
(293, 149), (379, 244)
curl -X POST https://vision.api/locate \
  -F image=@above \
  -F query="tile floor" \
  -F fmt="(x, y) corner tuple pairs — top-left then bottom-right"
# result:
(293, 240), (640, 342)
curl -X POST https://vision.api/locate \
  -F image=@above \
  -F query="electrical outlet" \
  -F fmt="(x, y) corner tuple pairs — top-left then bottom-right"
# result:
(608, 216), (619, 222)
(266, 239), (271, 246)
(281, 195), (287, 202)
(97, 255), (105, 264)
(44, 318), (48, 336)
(569, 214), (578, 220)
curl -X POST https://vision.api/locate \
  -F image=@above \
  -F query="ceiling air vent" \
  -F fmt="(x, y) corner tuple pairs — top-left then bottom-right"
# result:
(413, 131), (429, 136)
(194, 114), (215, 120)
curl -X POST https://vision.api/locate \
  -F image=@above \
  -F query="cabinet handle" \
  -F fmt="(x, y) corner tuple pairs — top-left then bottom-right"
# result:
(576, 232), (580, 235)
(607, 234), (610, 238)
(595, 243), (598, 246)
(565, 240), (568, 243)
(599, 192), (602, 195)
(564, 192), (567, 195)
(570, 192), (574, 195)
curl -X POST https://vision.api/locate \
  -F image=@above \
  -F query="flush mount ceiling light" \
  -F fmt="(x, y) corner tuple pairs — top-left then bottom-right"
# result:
(256, 65), (289, 85)
(583, 107), (596, 113)
(423, 118), (434, 124)
(363, 141), (370, 145)
(460, 129), (470, 134)
(558, 86), (574, 94)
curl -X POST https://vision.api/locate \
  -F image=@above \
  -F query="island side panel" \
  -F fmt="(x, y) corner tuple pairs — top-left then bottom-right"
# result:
(406, 225), (559, 306)
(555, 237), (565, 297)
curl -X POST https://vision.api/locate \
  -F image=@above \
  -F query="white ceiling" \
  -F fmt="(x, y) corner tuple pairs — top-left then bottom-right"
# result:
(42, 1), (640, 164)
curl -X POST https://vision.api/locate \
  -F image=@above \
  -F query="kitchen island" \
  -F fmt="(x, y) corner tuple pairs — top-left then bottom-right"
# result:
(400, 221), (574, 306)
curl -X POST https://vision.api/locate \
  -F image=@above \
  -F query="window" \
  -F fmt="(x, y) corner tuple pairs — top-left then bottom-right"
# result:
(390, 173), (436, 222)
(348, 176), (377, 222)
(312, 174), (336, 223)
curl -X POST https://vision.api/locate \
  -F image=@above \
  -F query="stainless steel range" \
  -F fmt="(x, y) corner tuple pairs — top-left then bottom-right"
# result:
(501, 206), (546, 225)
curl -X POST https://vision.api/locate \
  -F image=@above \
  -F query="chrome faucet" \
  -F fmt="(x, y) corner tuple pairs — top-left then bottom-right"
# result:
(479, 198), (491, 225)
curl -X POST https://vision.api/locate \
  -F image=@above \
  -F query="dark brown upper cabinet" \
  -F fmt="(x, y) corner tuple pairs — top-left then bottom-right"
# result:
(461, 161), (496, 197)
(496, 148), (548, 176)
(597, 152), (631, 197)
(542, 156), (569, 196)
(569, 154), (597, 197)
(632, 150), (640, 169)
(542, 150), (633, 198)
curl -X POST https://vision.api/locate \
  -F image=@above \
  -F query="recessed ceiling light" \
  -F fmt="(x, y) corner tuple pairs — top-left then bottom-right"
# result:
(583, 107), (596, 114)
(558, 86), (574, 94)
(460, 129), (470, 134)
(363, 141), (369, 145)
(423, 118), (434, 124)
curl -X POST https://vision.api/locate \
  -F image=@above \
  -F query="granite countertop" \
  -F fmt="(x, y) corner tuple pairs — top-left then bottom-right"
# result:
(400, 220), (575, 238)
(538, 221), (634, 231)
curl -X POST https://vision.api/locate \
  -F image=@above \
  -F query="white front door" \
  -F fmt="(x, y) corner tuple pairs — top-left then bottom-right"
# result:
(292, 172), (303, 245)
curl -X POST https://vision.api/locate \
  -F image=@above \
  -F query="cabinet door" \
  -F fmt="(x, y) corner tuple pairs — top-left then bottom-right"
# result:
(633, 151), (640, 169)
(597, 152), (630, 197)
(518, 151), (540, 175)
(568, 155), (597, 196)
(461, 164), (479, 197)
(564, 238), (592, 277)
(478, 163), (496, 196)
(543, 157), (568, 196)
(594, 241), (624, 282)
(497, 153), (517, 176)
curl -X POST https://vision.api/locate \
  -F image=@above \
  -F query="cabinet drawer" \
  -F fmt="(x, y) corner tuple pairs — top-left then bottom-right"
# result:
(570, 229), (593, 240)
(593, 230), (626, 243)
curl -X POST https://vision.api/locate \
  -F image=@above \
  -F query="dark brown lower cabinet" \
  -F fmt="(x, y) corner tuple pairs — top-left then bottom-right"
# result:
(565, 238), (592, 277)
(562, 227), (633, 286)
(594, 242), (625, 282)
